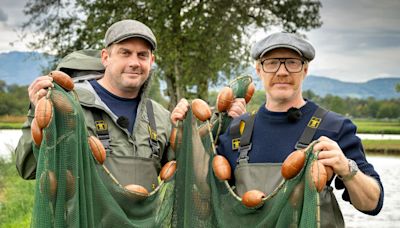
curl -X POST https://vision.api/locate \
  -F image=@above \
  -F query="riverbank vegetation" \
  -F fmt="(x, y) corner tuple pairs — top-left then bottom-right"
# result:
(362, 140), (400, 155)
(1, 80), (400, 119)
(353, 119), (400, 134)
(0, 154), (34, 227)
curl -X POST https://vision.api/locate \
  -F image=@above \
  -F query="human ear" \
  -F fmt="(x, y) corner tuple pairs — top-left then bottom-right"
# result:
(101, 48), (110, 67)
(255, 61), (262, 79)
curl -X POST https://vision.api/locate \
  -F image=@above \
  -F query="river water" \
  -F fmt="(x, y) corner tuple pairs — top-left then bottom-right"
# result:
(0, 129), (399, 227)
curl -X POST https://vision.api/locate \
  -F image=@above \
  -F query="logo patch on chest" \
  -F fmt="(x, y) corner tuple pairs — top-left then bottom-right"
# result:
(308, 117), (321, 128)
(232, 138), (240, 151)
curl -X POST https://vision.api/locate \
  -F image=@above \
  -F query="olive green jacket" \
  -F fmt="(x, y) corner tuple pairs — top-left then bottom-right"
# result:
(15, 74), (172, 180)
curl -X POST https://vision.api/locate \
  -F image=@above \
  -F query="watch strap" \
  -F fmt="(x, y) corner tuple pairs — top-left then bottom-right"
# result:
(338, 159), (358, 181)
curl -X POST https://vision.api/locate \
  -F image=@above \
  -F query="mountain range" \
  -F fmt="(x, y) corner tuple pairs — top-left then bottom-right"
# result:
(1, 51), (399, 100)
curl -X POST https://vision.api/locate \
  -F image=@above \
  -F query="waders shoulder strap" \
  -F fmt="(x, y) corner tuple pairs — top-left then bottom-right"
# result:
(146, 99), (160, 159)
(295, 106), (328, 149)
(233, 113), (256, 164)
(91, 110), (111, 152)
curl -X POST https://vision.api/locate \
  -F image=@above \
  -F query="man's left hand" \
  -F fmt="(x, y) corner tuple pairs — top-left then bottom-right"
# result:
(227, 98), (246, 118)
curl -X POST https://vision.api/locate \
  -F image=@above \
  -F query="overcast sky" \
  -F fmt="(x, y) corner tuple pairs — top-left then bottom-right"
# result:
(1, 0), (399, 82)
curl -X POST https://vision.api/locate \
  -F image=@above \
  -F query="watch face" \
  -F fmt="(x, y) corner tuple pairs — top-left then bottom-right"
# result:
(348, 159), (359, 175)
(339, 159), (359, 181)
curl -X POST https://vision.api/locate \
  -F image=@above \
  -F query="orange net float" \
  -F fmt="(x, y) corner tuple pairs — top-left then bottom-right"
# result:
(34, 97), (53, 129)
(212, 155), (232, 181)
(66, 169), (76, 201)
(159, 160), (177, 181)
(39, 170), (58, 201)
(51, 90), (74, 114)
(244, 82), (256, 103)
(216, 87), (234, 112)
(191, 99), (212, 122)
(88, 136), (106, 164)
(124, 184), (150, 198)
(31, 118), (43, 146)
(281, 149), (306, 180)
(325, 165), (334, 181)
(49, 70), (74, 91)
(241, 189), (266, 208)
(310, 160), (328, 192)
(169, 127), (182, 151)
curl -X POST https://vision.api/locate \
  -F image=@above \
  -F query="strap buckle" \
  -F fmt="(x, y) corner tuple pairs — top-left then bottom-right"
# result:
(295, 141), (308, 150)
(237, 143), (252, 163)
(149, 138), (160, 155)
(97, 134), (111, 153)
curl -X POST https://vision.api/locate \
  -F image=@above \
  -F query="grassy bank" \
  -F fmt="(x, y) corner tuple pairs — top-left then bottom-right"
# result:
(353, 119), (400, 134)
(363, 139), (400, 155)
(0, 155), (35, 227)
(0, 115), (26, 129)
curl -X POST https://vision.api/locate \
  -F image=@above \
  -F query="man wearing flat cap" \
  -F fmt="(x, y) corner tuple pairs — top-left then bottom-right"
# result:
(16, 19), (173, 192)
(216, 32), (384, 227)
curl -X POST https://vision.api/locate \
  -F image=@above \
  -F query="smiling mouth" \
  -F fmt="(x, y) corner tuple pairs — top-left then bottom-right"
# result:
(273, 82), (291, 85)
(124, 72), (142, 76)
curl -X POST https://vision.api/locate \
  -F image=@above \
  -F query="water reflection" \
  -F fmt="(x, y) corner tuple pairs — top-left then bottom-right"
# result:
(0, 129), (22, 159)
(334, 156), (400, 228)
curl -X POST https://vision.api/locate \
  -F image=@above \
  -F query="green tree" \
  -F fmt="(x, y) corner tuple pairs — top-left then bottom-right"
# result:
(376, 102), (400, 119)
(22, 0), (322, 110)
(396, 83), (400, 92)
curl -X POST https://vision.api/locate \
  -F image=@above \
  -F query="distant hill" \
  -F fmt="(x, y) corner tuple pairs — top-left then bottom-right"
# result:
(0, 51), (53, 85)
(1, 51), (399, 100)
(303, 75), (400, 100)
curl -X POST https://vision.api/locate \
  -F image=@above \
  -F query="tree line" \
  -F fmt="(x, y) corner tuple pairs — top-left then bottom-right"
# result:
(1, 79), (399, 119)
(209, 89), (400, 119)
(21, 0), (322, 110)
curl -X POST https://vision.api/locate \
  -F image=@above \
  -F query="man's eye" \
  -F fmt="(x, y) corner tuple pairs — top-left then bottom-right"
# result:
(267, 60), (279, 65)
(139, 52), (149, 58)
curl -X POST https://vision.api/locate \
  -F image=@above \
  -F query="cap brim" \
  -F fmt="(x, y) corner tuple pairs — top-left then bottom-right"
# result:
(259, 44), (303, 59)
(110, 34), (156, 50)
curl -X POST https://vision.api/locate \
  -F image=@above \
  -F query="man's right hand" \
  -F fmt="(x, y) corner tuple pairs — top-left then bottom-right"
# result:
(28, 76), (54, 107)
(170, 98), (190, 125)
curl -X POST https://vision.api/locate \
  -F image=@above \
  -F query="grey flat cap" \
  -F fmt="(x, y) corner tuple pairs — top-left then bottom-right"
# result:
(251, 32), (315, 61)
(104, 19), (157, 50)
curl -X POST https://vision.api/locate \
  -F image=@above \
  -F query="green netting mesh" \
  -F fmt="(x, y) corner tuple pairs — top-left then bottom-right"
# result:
(31, 84), (321, 228)
(172, 110), (320, 228)
(32, 84), (174, 227)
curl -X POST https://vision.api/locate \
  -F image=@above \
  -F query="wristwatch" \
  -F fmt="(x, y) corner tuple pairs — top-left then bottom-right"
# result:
(338, 159), (359, 181)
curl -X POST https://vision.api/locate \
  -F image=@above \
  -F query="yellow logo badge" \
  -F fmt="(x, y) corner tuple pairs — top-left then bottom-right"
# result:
(232, 138), (240, 150)
(95, 120), (107, 131)
(308, 117), (321, 128)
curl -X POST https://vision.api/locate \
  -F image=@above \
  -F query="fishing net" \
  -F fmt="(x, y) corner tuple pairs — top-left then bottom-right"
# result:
(31, 84), (174, 227)
(31, 79), (321, 228)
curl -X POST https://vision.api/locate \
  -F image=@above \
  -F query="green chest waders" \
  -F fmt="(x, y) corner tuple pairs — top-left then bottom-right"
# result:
(92, 99), (162, 191)
(231, 106), (345, 228)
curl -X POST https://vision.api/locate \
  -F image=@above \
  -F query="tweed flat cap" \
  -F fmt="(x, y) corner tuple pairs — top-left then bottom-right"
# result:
(104, 20), (157, 50)
(251, 32), (315, 61)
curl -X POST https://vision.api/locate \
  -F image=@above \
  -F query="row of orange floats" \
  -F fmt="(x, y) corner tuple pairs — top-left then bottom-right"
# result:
(209, 82), (333, 208)
(31, 71), (75, 146)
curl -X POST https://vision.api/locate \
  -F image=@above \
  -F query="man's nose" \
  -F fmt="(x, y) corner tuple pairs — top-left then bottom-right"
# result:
(276, 62), (289, 76)
(128, 55), (140, 67)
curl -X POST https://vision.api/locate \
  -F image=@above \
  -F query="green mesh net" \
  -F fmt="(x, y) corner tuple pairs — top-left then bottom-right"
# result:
(31, 83), (321, 227)
(32, 84), (174, 227)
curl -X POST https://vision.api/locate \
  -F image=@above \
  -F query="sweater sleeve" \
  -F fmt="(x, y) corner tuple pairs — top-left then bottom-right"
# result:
(334, 118), (384, 215)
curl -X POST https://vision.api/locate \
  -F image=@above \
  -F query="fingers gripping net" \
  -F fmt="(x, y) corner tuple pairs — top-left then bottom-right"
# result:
(31, 84), (174, 227)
